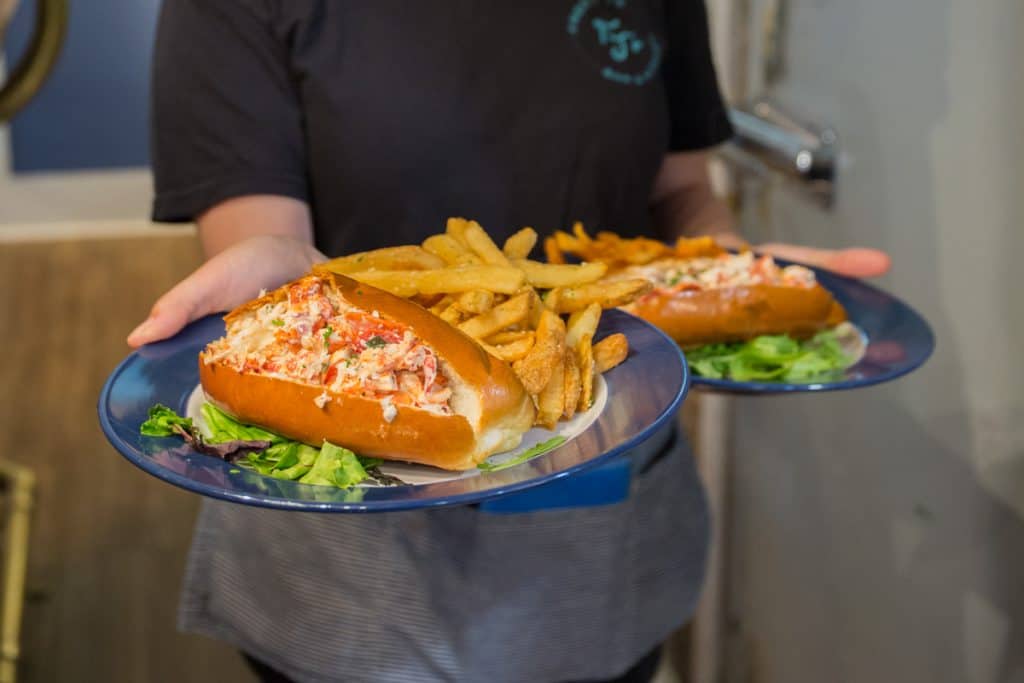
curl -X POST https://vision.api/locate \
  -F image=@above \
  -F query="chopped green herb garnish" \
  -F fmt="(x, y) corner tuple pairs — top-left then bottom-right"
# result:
(477, 436), (568, 472)
(271, 319), (284, 327)
(365, 335), (388, 348)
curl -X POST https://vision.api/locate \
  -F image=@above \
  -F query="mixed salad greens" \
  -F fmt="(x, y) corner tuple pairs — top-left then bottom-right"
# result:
(140, 403), (402, 488)
(684, 329), (852, 383)
(140, 403), (571, 486)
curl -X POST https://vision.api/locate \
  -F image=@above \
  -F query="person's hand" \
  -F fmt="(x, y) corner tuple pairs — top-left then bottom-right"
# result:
(714, 233), (891, 279)
(756, 243), (891, 278)
(127, 235), (326, 348)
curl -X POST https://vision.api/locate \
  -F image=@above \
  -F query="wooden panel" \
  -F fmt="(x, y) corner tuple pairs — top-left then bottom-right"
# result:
(0, 236), (254, 682)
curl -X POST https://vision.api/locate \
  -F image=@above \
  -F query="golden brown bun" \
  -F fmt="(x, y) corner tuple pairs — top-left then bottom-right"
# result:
(200, 272), (535, 470)
(625, 283), (847, 347)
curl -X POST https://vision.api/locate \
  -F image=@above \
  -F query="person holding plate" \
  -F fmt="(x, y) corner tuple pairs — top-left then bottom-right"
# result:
(128, 1), (889, 681)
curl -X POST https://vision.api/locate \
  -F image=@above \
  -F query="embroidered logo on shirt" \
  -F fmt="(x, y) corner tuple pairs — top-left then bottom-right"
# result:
(567, 0), (663, 86)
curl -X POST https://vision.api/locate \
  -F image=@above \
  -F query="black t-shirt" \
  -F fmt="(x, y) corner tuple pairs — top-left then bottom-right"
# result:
(151, 0), (733, 256)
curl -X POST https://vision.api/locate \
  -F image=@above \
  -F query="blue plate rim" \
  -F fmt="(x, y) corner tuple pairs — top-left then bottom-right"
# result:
(98, 309), (689, 512)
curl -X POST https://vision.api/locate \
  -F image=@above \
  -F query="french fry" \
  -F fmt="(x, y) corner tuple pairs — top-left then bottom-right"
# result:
(458, 292), (531, 340)
(338, 273), (418, 297)
(544, 236), (566, 264)
(439, 303), (464, 325)
(593, 333), (628, 373)
(456, 289), (495, 315)
(554, 230), (582, 254)
(513, 310), (566, 395)
(348, 266), (525, 296)
(542, 287), (562, 313)
(319, 246), (445, 274)
(572, 221), (591, 245)
(429, 294), (456, 316)
(414, 293), (445, 309)
(446, 217), (471, 246)
(422, 234), (481, 266)
(565, 303), (601, 350)
(547, 223), (679, 268)
(480, 335), (535, 363)
(463, 220), (511, 266)
(551, 278), (652, 313)
(563, 348), (582, 420)
(512, 259), (607, 288)
(623, 237), (675, 264)
(525, 287), (546, 328)
(578, 336), (595, 411)
(536, 355), (566, 430)
(674, 235), (726, 259)
(486, 329), (533, 345)
(503, 227), (538, 260)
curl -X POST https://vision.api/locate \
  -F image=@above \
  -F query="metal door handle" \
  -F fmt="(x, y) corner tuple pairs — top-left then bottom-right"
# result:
(720, 98), (838, 209)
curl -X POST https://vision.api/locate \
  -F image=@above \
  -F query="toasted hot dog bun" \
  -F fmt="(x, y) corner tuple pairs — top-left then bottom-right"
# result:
(199, 272), (535, 471)
(626, 283), (847, 347)
(615, 252), (847, 347)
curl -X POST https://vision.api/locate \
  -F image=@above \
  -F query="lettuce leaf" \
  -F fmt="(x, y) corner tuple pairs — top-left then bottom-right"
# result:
(140, 403), (399, 487)
(273, 444), (320, 480)
(201, 403), (283, 444)
(140, 404), (194, 436)
(299, 441), (368, 487)
(685, 330), (851, 383)
(140, 404), (269, 462)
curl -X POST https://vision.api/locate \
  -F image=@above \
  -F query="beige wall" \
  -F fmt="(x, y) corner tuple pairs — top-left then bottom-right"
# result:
(718, 0), (1024, 681)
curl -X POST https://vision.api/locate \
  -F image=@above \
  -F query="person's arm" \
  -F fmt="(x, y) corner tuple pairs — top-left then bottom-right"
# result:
(127, 196), (324, 347)
(650, 150), (734, 242)
(198, 195), (313, 258)
(129, 1), (320, 347)
(650, 150), (891, 278)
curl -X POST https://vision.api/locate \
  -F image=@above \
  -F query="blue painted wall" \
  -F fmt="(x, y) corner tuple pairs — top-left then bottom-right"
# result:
(3, 0), (160, 172)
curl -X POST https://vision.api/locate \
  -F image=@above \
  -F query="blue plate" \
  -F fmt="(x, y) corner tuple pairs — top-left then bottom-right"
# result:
(690, 265), (934, 394)
(98, 309), (688, 512)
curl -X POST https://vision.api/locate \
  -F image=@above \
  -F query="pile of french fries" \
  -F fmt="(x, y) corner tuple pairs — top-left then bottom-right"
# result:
(315, 218), (653, 429)
(545, 222), (726, 268)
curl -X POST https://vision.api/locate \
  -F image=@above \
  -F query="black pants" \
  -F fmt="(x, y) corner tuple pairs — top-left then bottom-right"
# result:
(243, 645), (662, 683)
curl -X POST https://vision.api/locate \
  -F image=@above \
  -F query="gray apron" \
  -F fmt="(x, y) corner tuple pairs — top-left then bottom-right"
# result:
(178, 421), (709, 683)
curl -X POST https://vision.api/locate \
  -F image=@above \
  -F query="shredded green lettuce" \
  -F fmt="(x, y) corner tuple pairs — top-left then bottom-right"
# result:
(685, 330), (851, 383)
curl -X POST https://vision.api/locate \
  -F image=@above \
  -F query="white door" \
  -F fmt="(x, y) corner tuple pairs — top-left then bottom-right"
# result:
(708, 1), (1024, 682)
